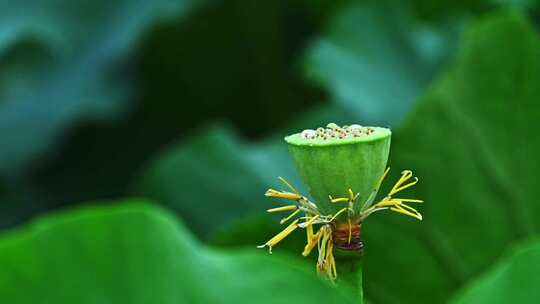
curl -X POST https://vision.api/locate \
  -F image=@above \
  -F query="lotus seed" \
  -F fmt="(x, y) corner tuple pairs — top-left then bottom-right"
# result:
(301, 129), (317, 139)
(326, 123), (339, 129)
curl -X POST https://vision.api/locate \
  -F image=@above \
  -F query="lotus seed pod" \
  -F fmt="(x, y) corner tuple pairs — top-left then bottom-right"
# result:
(285, 124), (391, 217)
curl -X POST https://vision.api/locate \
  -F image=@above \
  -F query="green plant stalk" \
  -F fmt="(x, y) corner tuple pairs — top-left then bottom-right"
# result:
(334, 250), (364, 302)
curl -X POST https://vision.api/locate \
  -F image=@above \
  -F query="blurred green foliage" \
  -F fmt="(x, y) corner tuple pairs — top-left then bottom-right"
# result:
(304, 2), (460, 125)
(0, 0), (210, 174)
(134, 125), (298, 239)
(0, 201), (357, 304)
(450, 238), (540, 303)
(2, 0), (540, 303)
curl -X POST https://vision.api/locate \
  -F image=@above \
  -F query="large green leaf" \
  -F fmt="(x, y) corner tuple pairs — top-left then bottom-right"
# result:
(0, 200), (358, 303)
(304, 2), (459, 125)
(362, 10), (540, 303)
(0, 0), (206, 174)
(450, 238), (540, 304)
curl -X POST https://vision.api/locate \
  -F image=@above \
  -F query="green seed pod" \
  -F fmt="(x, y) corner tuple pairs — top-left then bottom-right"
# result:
(285, 124), (391, 217)
(261, 123), (420, 284)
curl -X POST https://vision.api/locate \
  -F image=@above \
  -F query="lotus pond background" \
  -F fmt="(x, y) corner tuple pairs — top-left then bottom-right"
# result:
(2, 0), (540, 303)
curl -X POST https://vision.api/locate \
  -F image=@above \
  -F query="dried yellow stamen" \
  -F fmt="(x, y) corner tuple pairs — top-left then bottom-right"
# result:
(317, 226), (331, 268)
(330, 196), (349, 203)
(267, 205), (298, 213)
(260, 169), (422, 281)
(265, 189), (303, 200)
(280, 209), (301, 224)
(304, 214), (320, 226)
(278, 176), (300, 194)
(302, 216), (322, 256)
(257, 219), (300, 253)
(390, 204), (422, 220)
(317, 230), (336, 280)
(375, 198), (423, 208)
(362, 170), (423, 221)
(325, 239), (337, 279)
(329, 188), (358, 203)
(389, 170), (418, 196)
(306, 219), (314, 239)
(303, 228), (322, 256)
(329, 207), (348, 222)
(375, 167), (390, 191)
(399, 198), (424, 203)
(375, 197), (401, 208)
(371, 198), (422, 220)
(348, 189), (358, 201)
(348, 218), (352, 244)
